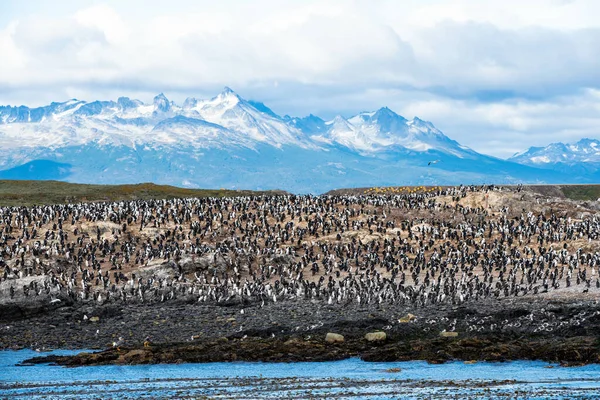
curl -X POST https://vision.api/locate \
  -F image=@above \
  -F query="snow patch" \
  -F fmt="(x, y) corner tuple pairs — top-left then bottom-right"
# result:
(530, 156), (551, 163)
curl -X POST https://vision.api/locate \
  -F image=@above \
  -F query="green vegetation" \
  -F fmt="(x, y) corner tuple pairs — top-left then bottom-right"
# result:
(0, 180), (285, 207)
(2, 180), (599, 207)
(560, 185), (600, 201)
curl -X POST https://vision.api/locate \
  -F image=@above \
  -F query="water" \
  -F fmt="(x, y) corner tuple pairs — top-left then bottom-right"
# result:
(2, 350), (600, 399)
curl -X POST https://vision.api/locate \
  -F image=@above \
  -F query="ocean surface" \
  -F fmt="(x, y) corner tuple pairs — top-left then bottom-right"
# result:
(2, 350), (600, 399)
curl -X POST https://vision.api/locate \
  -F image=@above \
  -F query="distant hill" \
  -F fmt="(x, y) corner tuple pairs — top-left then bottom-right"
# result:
(0, 160), (72, 180)
(0, 181), (285, 207)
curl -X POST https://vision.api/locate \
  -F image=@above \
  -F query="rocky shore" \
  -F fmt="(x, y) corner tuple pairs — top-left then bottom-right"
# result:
(4, 295), (600, 366)
(22, 334), (600, 367)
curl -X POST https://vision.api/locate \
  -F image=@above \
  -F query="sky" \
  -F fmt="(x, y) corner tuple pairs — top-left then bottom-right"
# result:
(1, 0), (599, 158)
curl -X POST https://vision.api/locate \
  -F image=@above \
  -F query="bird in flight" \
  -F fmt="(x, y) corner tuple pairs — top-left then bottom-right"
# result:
(428, 160), (441, 166)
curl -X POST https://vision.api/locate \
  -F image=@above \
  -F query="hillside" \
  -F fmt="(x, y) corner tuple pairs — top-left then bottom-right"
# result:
(326, 184), (600, 202)
(0, 180), (284, 207)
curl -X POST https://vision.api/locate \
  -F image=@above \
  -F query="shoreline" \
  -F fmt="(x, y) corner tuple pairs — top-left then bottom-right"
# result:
(19, 334), (600, 367)
(3, 296), (599, 367)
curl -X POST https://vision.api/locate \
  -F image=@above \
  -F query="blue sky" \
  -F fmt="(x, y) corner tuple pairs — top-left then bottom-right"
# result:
(1, 0), (599, 158)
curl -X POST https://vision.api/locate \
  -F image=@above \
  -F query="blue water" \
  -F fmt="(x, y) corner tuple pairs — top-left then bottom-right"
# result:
(2, 350), (600, 399)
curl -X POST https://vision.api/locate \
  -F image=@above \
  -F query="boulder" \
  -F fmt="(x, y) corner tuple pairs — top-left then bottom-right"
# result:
(122, 349), (148, 363)
(137, 261), (178, 280)
(179, 252), (229, 274)
(325, 333), (344, 343)
(440, 331), (458, 338)
(398, 313), (417, 323)
(0, 275), (54, 305)
(365, 331), (387, 342)
(0, 275), (69, 320)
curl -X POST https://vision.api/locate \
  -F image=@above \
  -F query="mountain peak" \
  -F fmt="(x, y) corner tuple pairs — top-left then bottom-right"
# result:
(327, 115), (354, 132)
(153, 93), (170, 112)
(331, 115), (349, 124)
(576, 137), (600, 145)
(117, 97), (141, 109)
(210, 87), (242, 108)
(219, 86), (240, 99)
(375, 106), (392, 114)
(183, 97), (198, 109)
(373, 106), (405, 121)
(510, 137), (600, 165)
(284, 113), (327, 134)
(409, 116), (434, 128)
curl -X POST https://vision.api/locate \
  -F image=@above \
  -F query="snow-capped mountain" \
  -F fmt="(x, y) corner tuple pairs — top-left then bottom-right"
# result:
(311, 107), (476, 158)
(0, 88), (583, 193)
(0, 87), (473, 155)
(510, 138), (600, 165)
(509, 138), (600, 180)
(179, 88), (314, 149)
(0, 89), (312, 151)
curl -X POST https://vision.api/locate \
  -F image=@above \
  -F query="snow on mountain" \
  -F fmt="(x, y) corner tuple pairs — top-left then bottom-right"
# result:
(0, 99), (86, 124)
(311, 107), (476, 158)
(510, 138), (600, 165)
(283, 114), (327, 135)
(150, 116), (257, 149)
(181, 87), (313, 149)
(0, 87), (585, 192)
(0, 88), (311, 150)
(153, 93), (172, 113)
(0, 88), (472, 155)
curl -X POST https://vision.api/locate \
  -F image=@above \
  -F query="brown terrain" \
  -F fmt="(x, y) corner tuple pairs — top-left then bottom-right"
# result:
(1, 183), (600, 366)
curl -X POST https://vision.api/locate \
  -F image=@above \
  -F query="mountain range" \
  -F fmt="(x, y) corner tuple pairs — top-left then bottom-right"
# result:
(0, 88), (595, 193)
(509, 138), (600, 178)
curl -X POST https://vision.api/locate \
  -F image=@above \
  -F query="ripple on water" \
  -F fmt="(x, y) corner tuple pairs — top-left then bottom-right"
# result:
(2, 350), (600, 399)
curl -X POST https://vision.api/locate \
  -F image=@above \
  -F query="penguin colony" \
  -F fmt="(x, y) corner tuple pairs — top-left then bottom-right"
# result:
(1, 185), (599, 307)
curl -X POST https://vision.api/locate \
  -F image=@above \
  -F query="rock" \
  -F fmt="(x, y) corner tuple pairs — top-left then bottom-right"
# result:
(137, 261), (178, 280)
(325, 333), (344, 343)
(89, 316), (100, 322)
(398, 313), (417, 323)
(122, 349), (147, 363)
(284, 338), (302, 346)
(267, 254), (295, 267)
(364, 331), (386, 342)
(179, 252), (229, 274)
(440, 331), (458, 338)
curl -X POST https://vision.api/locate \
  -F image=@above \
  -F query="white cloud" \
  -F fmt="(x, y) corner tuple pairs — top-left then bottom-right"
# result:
(399, 89), (600, 157)
(0, 0), (599, 158)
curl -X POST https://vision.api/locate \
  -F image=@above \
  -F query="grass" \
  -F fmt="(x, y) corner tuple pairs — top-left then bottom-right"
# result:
(0, 180), (286, 207)
(560, 185), (600, 201)
(2, 180), (599, 207)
